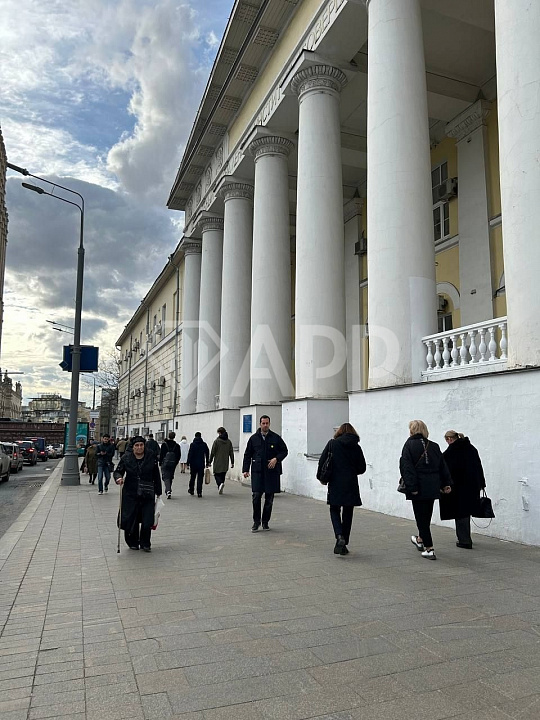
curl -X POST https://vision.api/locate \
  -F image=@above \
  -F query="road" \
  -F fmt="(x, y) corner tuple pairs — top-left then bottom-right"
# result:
(0, 458), (62, 540)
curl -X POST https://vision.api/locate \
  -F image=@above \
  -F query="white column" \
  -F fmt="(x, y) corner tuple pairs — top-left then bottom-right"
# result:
(446, 100), (494, 325)
(180, 241), (202, 415)
(196, 216), (223, 412)
(219, 182), (253, 408)
(249, 136), (293, 405)
(292, 65), (347, 398)
(366, 0), (436, 387)
(495, 0), (540, 368)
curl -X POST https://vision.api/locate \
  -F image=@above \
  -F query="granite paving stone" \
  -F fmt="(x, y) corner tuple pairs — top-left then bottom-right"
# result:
(2, 464), (540, 720)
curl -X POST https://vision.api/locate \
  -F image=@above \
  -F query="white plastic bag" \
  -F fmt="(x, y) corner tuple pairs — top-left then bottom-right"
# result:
(152, 497), (165, 530)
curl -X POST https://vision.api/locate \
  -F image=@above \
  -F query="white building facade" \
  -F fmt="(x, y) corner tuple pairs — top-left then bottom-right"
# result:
(118, 0), (540, 545)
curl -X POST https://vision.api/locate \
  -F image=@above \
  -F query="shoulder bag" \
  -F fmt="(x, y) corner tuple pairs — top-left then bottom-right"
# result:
(398, 441), (429, 493)
(318, 440), (334, 485)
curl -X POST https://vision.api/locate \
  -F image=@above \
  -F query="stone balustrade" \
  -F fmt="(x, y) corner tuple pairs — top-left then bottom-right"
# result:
(422, 317), (508, 380)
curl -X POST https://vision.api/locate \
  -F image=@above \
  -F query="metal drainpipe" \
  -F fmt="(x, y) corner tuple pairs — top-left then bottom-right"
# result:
(126, 334), (133, 437)
(143, 307), (150, 431)
(171, 257), (181, 424)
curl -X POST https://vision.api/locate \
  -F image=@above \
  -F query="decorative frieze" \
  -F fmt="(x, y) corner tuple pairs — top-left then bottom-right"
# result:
(445, 100), (491, 142)
(291, 64), (347, 98)
(249, 135), (294, 160)
(220, 182), (254, 203)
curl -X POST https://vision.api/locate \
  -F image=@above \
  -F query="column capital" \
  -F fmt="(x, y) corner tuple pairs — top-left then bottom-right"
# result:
(291, 64), (347, 99)
(219, 181), (254, 202)
(445, 100), (491, 142)
(181, 239), (202, 256)
(199, 216), (224, 233)
(249, 135), (294, 161)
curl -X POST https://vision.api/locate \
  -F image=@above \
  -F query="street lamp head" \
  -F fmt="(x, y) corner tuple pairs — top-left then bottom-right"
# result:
(6, 162), (29, 176)
(22, 182), (45, 194)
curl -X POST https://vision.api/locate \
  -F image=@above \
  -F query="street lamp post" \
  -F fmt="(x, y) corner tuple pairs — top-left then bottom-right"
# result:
(10, 163), (85, 486)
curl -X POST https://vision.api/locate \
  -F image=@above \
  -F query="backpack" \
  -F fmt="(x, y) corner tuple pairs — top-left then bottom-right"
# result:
(163, 450), (176, 468)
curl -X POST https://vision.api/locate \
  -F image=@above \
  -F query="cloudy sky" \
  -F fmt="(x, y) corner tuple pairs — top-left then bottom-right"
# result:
(1, 0), (230, 406)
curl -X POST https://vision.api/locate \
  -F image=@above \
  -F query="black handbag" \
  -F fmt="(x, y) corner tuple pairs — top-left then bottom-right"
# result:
(472, 489), (495, 519)
(318, 440), (334, 485)
(398, 442), (429, 494)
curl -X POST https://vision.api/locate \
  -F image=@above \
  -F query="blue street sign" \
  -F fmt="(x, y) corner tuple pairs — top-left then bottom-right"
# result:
(60, 346), (99, 372)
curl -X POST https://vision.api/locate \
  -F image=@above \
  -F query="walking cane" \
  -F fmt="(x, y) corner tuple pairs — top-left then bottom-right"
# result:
(117, 482), (123, 554)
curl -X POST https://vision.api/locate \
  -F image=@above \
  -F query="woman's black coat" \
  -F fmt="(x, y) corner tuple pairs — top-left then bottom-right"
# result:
(317, 433), (366, 507)
(399, 434), (452, 501)
(113, 450), (161, 532)
(440, 437), (486, 520)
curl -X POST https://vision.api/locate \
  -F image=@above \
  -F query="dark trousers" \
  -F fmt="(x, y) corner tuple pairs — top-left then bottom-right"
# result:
(189, 468), (204, 496)
(456, 516), (472, 545)
(162, 467), (175, 495)
(124, 501), (154, 549)
(252, 492), (274, 525)
(412, 498), (435, 548)
(329, 505), (354, 544)
(215, 471), (226, 487)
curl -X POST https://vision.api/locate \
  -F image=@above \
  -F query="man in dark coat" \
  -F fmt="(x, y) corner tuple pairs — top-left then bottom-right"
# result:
(113, 436), (162, 552)
(242, 415), (288, 532)
(146, 433), (160, 457)
(159, 431), (181, 499)
(187, 432), (210, 497)
(441, 432), (486, 549)
(96, 434), (115, 494)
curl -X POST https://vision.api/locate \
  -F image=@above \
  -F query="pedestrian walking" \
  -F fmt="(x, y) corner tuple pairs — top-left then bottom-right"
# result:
(86, 440), (98, 485)
(441, 430), (487, 549)
(113, 436), (162, 552)
(187, 432), (210, 497)
(159, 431), (181, 499)
(97, 434), (115, 494)
(146, 433), (160, 456)
(317, 423), (366, 556)
(400, 420), (452, 560)
(242, 415), (288, 532)
(116, 437), (128, 458)
(209, 427), (234, 494)
(179, 436), (189, 473)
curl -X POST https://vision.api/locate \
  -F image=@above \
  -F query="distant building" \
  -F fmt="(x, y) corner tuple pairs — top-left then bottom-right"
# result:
(0, 371), (22, 419)
(98, 387), (118, 438)
(0, 125), (8, 357)
(25, 393), (90, 424)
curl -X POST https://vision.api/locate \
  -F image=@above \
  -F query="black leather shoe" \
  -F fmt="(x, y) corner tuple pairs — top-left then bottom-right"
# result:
(334, 536), (346, 554)
(251, 523), (260, 533)
(456, 542), (473, 549)
(262, 523), (270, 531)
(128, 546), (139, 551)
(141, 547), (151, 553)
(340, 546), (349, 556)
(188, 489), (194, 495)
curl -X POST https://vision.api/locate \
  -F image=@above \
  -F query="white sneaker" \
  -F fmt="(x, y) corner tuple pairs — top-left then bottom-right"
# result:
(411, 535), (424, 551)
(421, 549), (436, 560)
(166, 492), (171, 499)
(218, 483), (224, 494)
(98, 491), (103, 495)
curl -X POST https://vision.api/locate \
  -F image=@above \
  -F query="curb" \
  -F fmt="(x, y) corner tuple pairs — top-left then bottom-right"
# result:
(0, 460), (64, 567)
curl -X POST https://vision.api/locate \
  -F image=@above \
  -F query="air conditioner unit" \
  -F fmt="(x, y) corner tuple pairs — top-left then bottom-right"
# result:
(130, 391), (136, 399)
(135, 389), (141, 397)
(141, 384), (147, 394)
(437, 295), (448, 312)
(355, 234), (367, 255)
(434, 177), (457, 203)
(155, 322), (162, 336)
(132, 340), (140, 351)
(151, 381), (156, 390)
(140, 349), (145, 358)
(158, 376), (166, 387)
(147, 333), (153, 344)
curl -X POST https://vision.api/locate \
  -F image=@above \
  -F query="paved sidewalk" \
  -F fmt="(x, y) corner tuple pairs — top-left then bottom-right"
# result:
(1, 466), (540, 720)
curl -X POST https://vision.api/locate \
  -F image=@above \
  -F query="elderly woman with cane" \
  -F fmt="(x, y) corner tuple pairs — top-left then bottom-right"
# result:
(114, 436), (162, 552)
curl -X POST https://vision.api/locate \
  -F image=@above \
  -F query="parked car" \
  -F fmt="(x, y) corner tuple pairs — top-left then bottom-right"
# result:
(24, 437), (48, 462)
(54, 444), (64, 457)
(0, 443), (11, 481)
(47, 445), (57, 459)
(3, 442), (24, 473)
(17, 440), (38, 466)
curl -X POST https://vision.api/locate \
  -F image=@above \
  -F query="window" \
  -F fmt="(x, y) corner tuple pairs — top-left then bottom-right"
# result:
(172, 291), (178, 323)
(438, 313), (453, 334)
(433, 202), (450, 242)
(159, 385), (164, 413)
(432, 161), (450, 242)
(161, 304), (166, 332)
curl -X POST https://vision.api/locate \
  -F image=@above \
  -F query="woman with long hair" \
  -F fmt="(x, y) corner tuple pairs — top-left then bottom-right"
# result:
(317, 422), (366, 556)
(441, 430), (486, 549)
(400, 420), (452, 560)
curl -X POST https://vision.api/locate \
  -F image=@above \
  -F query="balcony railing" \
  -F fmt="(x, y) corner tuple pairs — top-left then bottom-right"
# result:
(422, 317), (507, 380)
